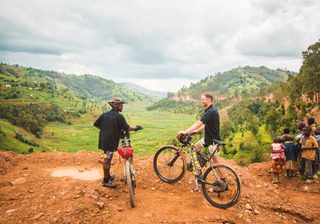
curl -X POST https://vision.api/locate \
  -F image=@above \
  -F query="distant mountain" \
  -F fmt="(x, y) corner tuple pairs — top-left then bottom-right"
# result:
(119, 82), (166, 99)
(0, 64), (153, 102)
(0, 63), (156, 152)
(45, 72), (155, 102)
(148, 66), (296, 113)
(178, 66), (296, 99)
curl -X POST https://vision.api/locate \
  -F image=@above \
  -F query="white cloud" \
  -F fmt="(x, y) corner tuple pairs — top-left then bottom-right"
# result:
(0, 0), (319, 92)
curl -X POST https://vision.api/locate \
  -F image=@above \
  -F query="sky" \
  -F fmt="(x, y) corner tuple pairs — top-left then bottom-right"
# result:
(0, 0), (319, 92)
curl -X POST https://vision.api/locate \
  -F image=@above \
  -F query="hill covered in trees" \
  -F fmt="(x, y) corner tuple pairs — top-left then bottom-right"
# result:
(0, 64), (155, 152)
(148, 40), (320, 165)
(0, 65), (155, 102)
(147, 66), (296, 114)
(119, 82), (166, 99)
(178, 66), (295, 99)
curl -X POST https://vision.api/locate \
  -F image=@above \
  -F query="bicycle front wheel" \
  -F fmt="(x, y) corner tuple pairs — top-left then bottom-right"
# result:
(125, 160), (135, 208)
(153, 145), (185, 183)
(201, 164), (241, 209)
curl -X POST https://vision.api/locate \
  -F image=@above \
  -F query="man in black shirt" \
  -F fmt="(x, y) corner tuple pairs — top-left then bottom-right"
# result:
(94, 97), (140, 188)
(179, 92), (221, 164)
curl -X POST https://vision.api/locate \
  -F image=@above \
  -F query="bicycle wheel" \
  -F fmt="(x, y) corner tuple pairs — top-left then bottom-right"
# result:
(201, 164), (241, 209)
(125, 160), (135, 208)
(153, 145), (185, 183)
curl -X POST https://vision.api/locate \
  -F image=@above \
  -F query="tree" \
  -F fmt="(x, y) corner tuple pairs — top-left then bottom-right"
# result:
(265, 110), (282, 135)
(246, 114), (259, 135)
(221, 121), (235, 139)
(299, 40), (320, 102)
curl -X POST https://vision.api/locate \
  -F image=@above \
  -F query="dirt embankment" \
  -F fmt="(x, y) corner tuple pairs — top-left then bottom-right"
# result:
(0, 151), (319, 224)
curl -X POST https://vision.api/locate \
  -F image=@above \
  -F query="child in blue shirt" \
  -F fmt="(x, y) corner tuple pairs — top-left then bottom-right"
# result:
(283, 135), (298, 178)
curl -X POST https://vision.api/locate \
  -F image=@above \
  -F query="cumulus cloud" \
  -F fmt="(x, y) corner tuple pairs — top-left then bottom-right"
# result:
(0, 0), (319, 91)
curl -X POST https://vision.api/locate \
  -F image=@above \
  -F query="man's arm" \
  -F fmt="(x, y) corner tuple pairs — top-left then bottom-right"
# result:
(183, 120), (204, 134)
(119, 114), (141, 132)
(93, 114), (103, 129)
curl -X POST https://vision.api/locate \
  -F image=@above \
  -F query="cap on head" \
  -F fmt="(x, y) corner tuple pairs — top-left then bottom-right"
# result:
(108, 97), (125, 106)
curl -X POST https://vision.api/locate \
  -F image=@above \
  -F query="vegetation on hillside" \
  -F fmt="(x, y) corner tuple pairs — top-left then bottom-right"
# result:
(178, 66), (295, 99)
(147, 66), (296, 113)
(0, 40), (319, 167)
(0, 64), (155, 152)
(220, 40), (320, 165)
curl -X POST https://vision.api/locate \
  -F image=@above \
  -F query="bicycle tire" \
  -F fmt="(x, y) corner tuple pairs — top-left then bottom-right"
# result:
(125, 160), (135, 208)
(201, 164), (241, 209)
(153, 145), (185, 183)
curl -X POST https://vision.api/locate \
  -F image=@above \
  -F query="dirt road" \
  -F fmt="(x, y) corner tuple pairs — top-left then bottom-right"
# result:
(0, 151), (319, 224)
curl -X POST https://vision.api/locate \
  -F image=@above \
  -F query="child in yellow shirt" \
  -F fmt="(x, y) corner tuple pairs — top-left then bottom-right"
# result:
(299, 127), (319, 183)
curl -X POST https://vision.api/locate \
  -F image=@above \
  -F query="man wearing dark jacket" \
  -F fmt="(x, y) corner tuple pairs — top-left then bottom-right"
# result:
(94, 97), (139, 188)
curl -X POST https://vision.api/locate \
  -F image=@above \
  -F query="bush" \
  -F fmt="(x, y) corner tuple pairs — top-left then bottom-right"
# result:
(0, 103), (67, 136)
(0, 127), (6, 140)
(250, 148), (264, 163)
(15, 133), (39, 147)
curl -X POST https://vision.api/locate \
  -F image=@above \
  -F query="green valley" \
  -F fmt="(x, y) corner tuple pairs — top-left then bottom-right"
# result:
(1, 40), (319, 166)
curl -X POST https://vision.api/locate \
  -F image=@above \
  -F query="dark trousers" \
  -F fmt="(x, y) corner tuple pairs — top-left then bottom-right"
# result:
(299, 157), (314, 178)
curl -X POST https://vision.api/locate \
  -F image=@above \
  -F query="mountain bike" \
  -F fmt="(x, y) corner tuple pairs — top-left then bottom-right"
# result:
(118, 127), (143, 208)
(153, 133), (241, 209)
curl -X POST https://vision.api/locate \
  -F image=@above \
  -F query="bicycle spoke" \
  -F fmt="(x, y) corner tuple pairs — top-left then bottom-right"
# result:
(201, 164), (241, 209)
(153, 146), (185, 183)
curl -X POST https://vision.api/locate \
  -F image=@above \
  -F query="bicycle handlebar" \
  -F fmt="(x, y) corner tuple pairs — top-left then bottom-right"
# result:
(135, 125), (143, 131)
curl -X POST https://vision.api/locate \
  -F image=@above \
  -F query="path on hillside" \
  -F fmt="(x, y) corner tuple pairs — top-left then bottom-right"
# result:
(0, 152), (319, 224)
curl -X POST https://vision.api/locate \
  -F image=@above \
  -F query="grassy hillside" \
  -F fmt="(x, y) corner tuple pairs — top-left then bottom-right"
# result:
(46, 72), (156, 102)
(120, 82), (166, 99)
(0, 119), (44, 153)
(0, 64), (159, 153)
(148, 66), (296, 114)
(179, 66), (296, 98)
(0, 64), (196, 154)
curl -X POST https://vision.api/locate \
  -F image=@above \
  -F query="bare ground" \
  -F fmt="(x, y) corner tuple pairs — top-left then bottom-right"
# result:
(0, 151), (319, 224)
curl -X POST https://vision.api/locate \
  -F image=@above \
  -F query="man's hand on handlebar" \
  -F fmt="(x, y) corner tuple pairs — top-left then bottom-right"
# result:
(134, 125), (143, 131)
(177, 131), (197, 136)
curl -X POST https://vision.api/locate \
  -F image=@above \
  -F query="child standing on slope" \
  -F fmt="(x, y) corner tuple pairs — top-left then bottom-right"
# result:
(271, 136), (286, 184)
(299, 127), (319, 183)
(314, 127), (320, 176)
(283, 135), (298, 178)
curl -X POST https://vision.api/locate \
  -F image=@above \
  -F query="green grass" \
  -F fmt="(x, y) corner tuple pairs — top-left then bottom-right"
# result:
(258, 125), (272, 144)
(41, 103), (195, 155)
(0, 120), (43, 153)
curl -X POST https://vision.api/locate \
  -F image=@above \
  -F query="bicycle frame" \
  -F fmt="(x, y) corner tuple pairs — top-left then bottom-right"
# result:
(153, 135), (241, 208)
(177, 142), (221, 191)
(119, 132), (137, 208)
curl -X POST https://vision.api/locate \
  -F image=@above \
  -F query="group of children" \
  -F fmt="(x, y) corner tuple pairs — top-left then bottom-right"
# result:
(271, 117), (320, 184)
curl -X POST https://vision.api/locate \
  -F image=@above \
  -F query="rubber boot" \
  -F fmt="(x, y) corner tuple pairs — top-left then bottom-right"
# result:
(102, 157), (117, 188)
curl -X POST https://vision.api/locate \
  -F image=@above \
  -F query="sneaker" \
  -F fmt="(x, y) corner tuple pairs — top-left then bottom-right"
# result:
(313, 174), (318, 180)
(304, 179), (314, 184)
(102, 180), (117, 188)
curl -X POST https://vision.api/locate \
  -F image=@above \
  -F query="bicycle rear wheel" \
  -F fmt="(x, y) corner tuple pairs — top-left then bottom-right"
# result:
(153, 145), (185, 183)
(125, 160), (135, 208)
(201, 164), (241, 209)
